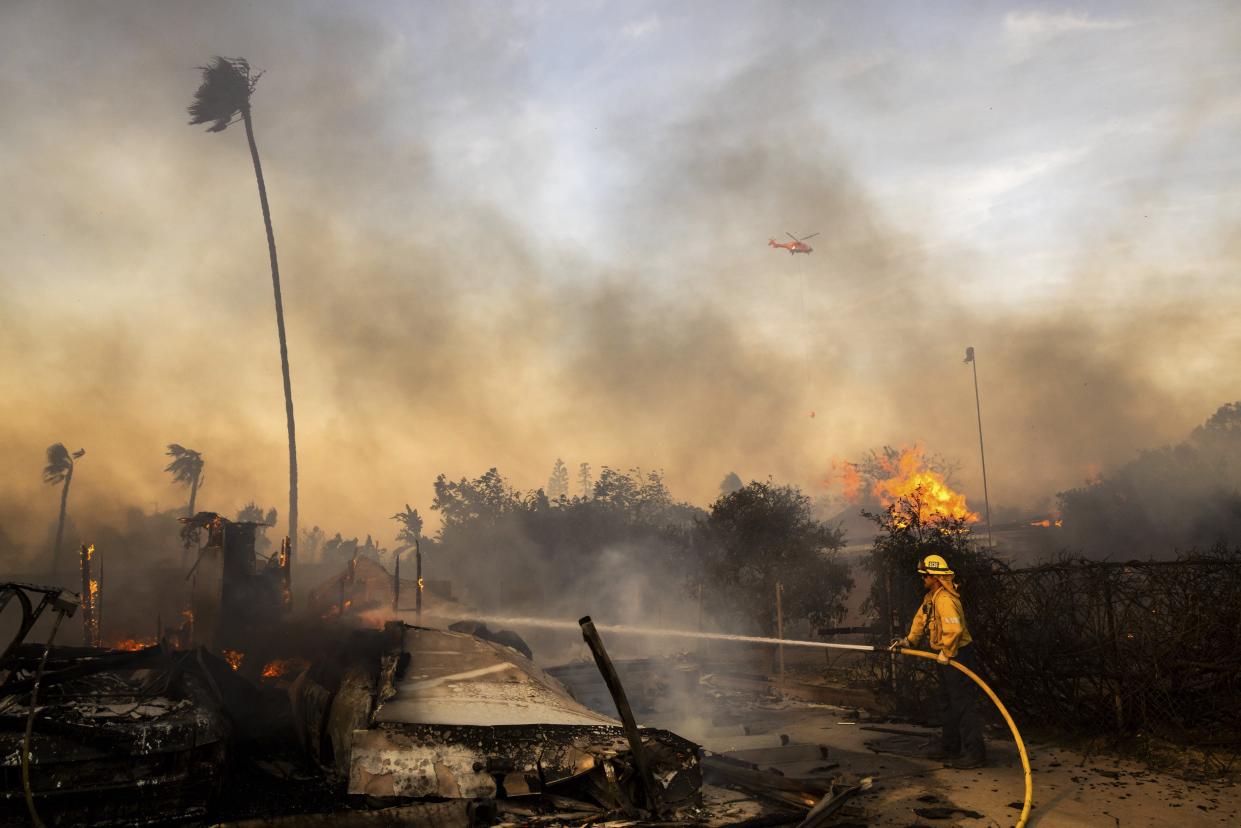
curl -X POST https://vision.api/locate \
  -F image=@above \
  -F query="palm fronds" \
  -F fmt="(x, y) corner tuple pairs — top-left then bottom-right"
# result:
(188, 56), (259, 132)
(391, 504), (423, 547)
(43, 443), (83, 485)
(164, 443), (204, 486)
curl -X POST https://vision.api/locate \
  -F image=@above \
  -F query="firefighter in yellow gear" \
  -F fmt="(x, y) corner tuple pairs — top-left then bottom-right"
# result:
(889, 553), (986, 768)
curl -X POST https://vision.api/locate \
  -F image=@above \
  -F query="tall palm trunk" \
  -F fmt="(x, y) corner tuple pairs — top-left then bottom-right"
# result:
(241, 105), (297, 555)
(52, 466), (73, 578)
(187, 472), (200, 517)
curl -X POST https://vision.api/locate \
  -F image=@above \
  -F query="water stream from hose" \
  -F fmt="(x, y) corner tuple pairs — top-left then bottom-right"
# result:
(464, 614), (877, 652)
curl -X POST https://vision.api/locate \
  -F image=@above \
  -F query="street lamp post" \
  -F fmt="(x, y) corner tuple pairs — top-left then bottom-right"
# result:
(964, 347), (994, 547)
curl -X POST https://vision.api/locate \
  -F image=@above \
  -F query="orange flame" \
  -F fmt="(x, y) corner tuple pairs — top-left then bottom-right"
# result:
(1029, 518), (1063, 528)
(81, 543), (100, 647)
(261, 657), (309, 679)
(86, 576), (100, 644)
(107, 637), (156, 651)
(222, 649), (245, 671)
(872, 447), (979, 524)
(826, 459), (864, 502)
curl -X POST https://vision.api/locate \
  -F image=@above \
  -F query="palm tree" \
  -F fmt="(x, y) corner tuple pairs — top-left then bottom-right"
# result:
(164, 444), (205, 516)
(43, 443), (85, 577)
(392, 504), (425, 619)
(391, 504), (424, 549)
(188, 56), (298, 554)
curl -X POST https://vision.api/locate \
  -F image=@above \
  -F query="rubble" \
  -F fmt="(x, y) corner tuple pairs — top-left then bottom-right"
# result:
(2, 559), (865, 826)
(0, 643), (231, 826)
(339, 624), (703, 818)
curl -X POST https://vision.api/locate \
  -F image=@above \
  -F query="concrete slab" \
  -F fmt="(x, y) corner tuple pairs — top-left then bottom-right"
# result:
(671, 701), (1241, 826)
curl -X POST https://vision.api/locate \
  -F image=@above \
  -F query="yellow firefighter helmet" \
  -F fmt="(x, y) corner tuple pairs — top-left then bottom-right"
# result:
(917, 554), (954, 576)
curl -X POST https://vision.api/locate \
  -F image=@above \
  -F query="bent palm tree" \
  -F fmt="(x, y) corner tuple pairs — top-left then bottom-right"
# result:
(165, 444), (205, 516)
(43, 443), (85, 578)
(188, 56), (298, 553)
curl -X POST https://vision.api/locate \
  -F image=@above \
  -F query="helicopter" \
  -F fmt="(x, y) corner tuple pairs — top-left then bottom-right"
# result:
(768, 232), (819, 255)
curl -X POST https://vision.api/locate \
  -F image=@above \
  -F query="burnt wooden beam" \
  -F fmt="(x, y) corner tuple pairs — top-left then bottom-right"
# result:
(578, 615), (662, 815)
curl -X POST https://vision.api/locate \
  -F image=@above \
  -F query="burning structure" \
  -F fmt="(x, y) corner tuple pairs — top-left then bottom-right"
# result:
(180, 512), (292, 657)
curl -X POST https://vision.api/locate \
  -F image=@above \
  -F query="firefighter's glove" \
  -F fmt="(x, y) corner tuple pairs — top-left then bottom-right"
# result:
(936, 651), (950, 665)
(888, 638), (909, 652)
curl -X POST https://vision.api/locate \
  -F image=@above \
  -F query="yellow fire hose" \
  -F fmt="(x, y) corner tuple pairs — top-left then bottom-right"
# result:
(896, 647), (1033, 828)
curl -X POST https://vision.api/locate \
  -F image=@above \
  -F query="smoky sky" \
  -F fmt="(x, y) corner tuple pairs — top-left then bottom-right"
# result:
(2, 0), (1240, 563)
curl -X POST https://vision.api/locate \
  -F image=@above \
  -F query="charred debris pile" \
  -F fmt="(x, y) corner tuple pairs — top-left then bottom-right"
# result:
(1, 515), (864, 827)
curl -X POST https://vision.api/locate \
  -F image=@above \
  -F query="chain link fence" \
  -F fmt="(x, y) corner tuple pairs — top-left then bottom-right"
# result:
(867, 548), (1241, 777)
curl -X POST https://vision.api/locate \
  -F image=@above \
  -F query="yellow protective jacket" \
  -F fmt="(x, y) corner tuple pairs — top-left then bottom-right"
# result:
(906, 579), (972, 657)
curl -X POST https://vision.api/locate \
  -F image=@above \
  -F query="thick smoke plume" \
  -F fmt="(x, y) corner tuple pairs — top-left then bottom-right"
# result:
(2, 2), (1240, 582)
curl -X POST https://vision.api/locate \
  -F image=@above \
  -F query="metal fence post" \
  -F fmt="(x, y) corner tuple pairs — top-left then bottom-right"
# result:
(1102, 575), (1125, 735)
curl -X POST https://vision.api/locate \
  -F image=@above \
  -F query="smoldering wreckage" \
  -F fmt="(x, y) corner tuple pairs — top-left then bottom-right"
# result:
(2, 516), (878, 827)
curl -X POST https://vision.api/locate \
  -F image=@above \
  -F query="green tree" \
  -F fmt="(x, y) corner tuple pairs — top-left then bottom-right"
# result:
(432, 468), (522, 534)
(428, 465), (702, 620)
(43, 443), (85, 577)
(547, 459), (570, 501)
(189, 56), (298, 554)
(1059, 401), (1241, 556)
(693, 480), (851, 635)
(577, 462), (593, 499)
(593, 467), (675, 524)
(322, 532), (359, 563)
(300, 525), (326, 563)
(164, 444), (205, 516)
(237, 501), (278, 555)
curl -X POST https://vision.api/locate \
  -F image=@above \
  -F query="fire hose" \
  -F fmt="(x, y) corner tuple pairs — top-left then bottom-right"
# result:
(764, 639), (1032, 828)
(892, 646), (1033, 828)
